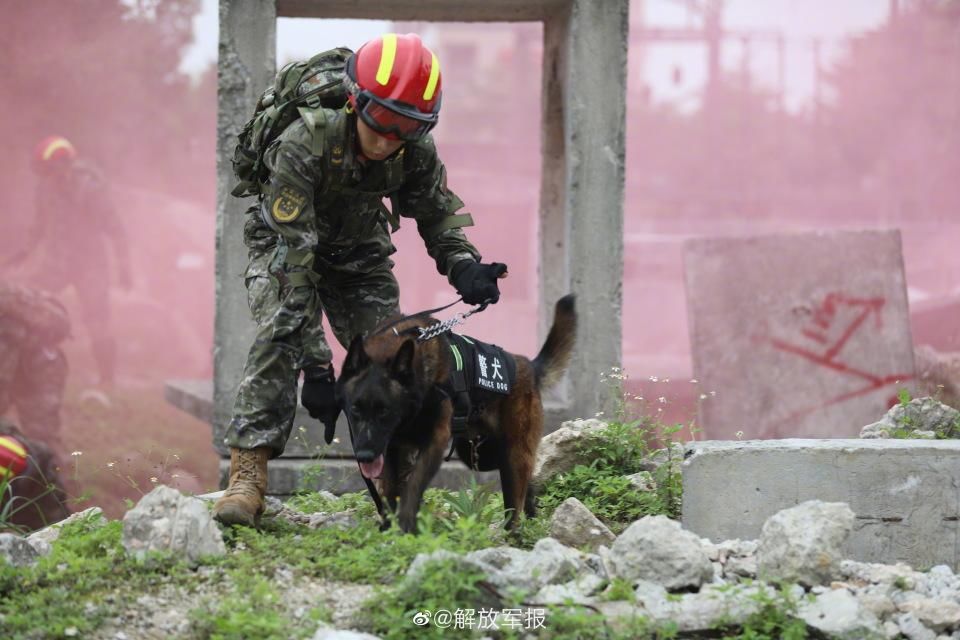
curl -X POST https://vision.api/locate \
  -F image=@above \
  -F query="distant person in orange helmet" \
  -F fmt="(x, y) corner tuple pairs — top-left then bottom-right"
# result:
(0, 419), (71, 533)
(7, 136), (132, 386)
(0, 281), (71, 456)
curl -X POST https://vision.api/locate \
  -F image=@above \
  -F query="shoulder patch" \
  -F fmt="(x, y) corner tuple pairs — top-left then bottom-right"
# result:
(271, 185), (308, 223)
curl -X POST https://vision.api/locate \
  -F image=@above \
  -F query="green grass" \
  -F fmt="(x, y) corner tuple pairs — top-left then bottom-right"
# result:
(535, 419), (685, 534)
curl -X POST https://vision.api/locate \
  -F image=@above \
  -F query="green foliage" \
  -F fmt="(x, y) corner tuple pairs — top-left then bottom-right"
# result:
(719, 583), (809, 640)
(536, 416), (686, 532)
(286, 487), (377, 516)
(360, 558), (490, 640)
(601, 577), (636, 602)
(539, 464), (666, 533)
(0, 518), (190, 638)
(0, 471), (60, 535)
(533, 606), (654, 639)
(189, 570), (324, 640)
(898, 387), (913, 406)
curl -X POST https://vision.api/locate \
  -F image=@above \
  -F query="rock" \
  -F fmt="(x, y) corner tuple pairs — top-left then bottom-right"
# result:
(860, 422), (892, 439)
(0, 533), (40, 567)
(605, 582), (772, 633)
(609, 515), (713, 590)
(896, 612), (938, 640)
(531, 419), (609, 486)
(860, 397), (960, 439)
(625, 471), (655, 492)
(308, 510), (359, 530)
(121, 485), (226, 563)
(840, 560), (923, 588)
(493, 538), (589, 594)
(796, 589), (884, 638)
(898, 597), (960, 632)
(466, 538), (604, 598)
(549, 497), (616, 550)
(757, 501), (854, 587)
(26, 507), (104, 555)
(533, 573), (606, 604)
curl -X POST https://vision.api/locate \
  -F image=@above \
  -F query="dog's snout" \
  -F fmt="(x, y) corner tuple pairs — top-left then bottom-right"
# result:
(355, 448), (377, 463)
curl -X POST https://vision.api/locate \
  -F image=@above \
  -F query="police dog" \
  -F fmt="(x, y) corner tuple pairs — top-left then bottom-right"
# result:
(337, 295), (576, 533)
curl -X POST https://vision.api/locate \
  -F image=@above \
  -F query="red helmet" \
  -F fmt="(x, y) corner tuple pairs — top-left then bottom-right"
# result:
(0, 435), (28, 480)
(345, 34), (442, 141)
(33, 136), (77, 173)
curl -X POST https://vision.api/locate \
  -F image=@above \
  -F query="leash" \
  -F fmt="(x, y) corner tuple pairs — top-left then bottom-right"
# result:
(371, 297), (493, 343)
(342, 410), (387, 522)
(414, 299), (491, 342)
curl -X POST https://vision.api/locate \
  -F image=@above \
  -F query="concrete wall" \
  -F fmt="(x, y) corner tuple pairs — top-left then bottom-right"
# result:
(214, 0), (629, 458)
(214, 0), (277, 455)
(683, 439), (960, 570)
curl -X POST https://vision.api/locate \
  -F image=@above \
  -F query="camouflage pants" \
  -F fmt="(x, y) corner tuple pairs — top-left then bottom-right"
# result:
(224, 247), (400, 455)
(0, 339), (67, 453)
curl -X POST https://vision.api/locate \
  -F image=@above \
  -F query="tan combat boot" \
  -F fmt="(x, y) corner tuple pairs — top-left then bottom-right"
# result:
(212, 447), (270, 526)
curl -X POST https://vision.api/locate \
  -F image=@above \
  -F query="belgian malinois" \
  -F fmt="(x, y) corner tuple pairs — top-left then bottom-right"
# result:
(337, 295), (576, 533)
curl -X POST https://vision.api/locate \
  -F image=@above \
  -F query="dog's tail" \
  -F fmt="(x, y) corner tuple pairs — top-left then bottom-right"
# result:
(532, 294), (577, 390)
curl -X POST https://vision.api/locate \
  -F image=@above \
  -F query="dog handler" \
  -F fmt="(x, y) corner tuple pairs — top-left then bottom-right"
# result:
(215, 34), (508, 525)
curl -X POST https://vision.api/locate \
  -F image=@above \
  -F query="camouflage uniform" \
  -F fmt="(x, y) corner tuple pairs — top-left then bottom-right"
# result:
(226, 106), (481, 455)
(0, 283), (70, 453)
(27, 160), (130, 384)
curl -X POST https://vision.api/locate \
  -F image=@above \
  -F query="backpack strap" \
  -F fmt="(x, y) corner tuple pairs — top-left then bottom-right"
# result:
(297, 106), (328, 157)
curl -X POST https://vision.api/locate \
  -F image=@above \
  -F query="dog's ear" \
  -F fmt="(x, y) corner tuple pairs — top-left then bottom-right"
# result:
(342, 335), (369, 376)
(392, 339), (416, 382)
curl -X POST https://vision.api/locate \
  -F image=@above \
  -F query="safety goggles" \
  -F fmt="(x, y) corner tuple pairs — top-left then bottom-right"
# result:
(356, 94), (439, 141)
(346, 58), (440, 141)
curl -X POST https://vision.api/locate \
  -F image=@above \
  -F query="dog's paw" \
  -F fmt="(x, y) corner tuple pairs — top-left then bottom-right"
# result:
(398, 513), (419, 534)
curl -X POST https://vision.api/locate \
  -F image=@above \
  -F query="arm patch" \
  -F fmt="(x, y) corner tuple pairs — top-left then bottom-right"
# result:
(271, 185), (308, 223)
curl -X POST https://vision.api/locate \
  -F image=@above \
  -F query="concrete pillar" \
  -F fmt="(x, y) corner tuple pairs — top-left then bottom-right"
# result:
(213, 0), (276, 454)
(548, 0), (629, 418)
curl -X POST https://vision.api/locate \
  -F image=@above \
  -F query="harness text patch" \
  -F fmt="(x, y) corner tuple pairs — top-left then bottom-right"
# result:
(469, 339), (512, 394)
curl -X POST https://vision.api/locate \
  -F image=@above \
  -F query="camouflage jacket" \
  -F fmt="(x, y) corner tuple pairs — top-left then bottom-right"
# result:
(0, 283), (70, 346)
(243, 106), (481, 280)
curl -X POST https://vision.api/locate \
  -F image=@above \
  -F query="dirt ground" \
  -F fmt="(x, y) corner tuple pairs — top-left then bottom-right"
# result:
(55, 380), (220, 520)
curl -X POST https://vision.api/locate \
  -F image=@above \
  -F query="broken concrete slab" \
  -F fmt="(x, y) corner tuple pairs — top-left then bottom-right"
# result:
(682, 439), (960, 570)
(684, 230), (916, 439)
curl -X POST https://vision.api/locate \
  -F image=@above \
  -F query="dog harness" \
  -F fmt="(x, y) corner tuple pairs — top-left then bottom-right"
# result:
(444, 333), (517, 436)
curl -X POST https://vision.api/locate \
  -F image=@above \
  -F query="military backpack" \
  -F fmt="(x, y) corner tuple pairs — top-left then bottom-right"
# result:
(231, 48), (354, 198)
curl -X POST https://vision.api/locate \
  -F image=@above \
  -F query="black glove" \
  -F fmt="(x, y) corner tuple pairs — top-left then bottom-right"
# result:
(450, 260), (508, 305)
(301, 366), (339, 445)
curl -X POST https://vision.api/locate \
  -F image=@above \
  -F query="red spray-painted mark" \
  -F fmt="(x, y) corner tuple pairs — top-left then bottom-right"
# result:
(764, 292), (913, 428)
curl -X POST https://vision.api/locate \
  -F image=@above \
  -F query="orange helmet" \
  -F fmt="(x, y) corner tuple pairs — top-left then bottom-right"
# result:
(345, 34), (442, 141)
(0, 435), (28, 480)
(33, 136), (77, 173)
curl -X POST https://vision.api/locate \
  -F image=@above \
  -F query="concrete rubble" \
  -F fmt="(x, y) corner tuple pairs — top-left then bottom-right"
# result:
(402, 498), (960, 638)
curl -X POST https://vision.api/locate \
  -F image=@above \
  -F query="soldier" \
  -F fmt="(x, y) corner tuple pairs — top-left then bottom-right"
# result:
(214, 33), (508, 526)
(0, 282), (70, 455)
(0, 418), (71, 533)
(9, 136), (132, 386)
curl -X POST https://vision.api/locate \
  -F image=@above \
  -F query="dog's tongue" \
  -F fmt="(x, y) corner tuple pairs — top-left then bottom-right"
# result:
(359, 454), (384, 480)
